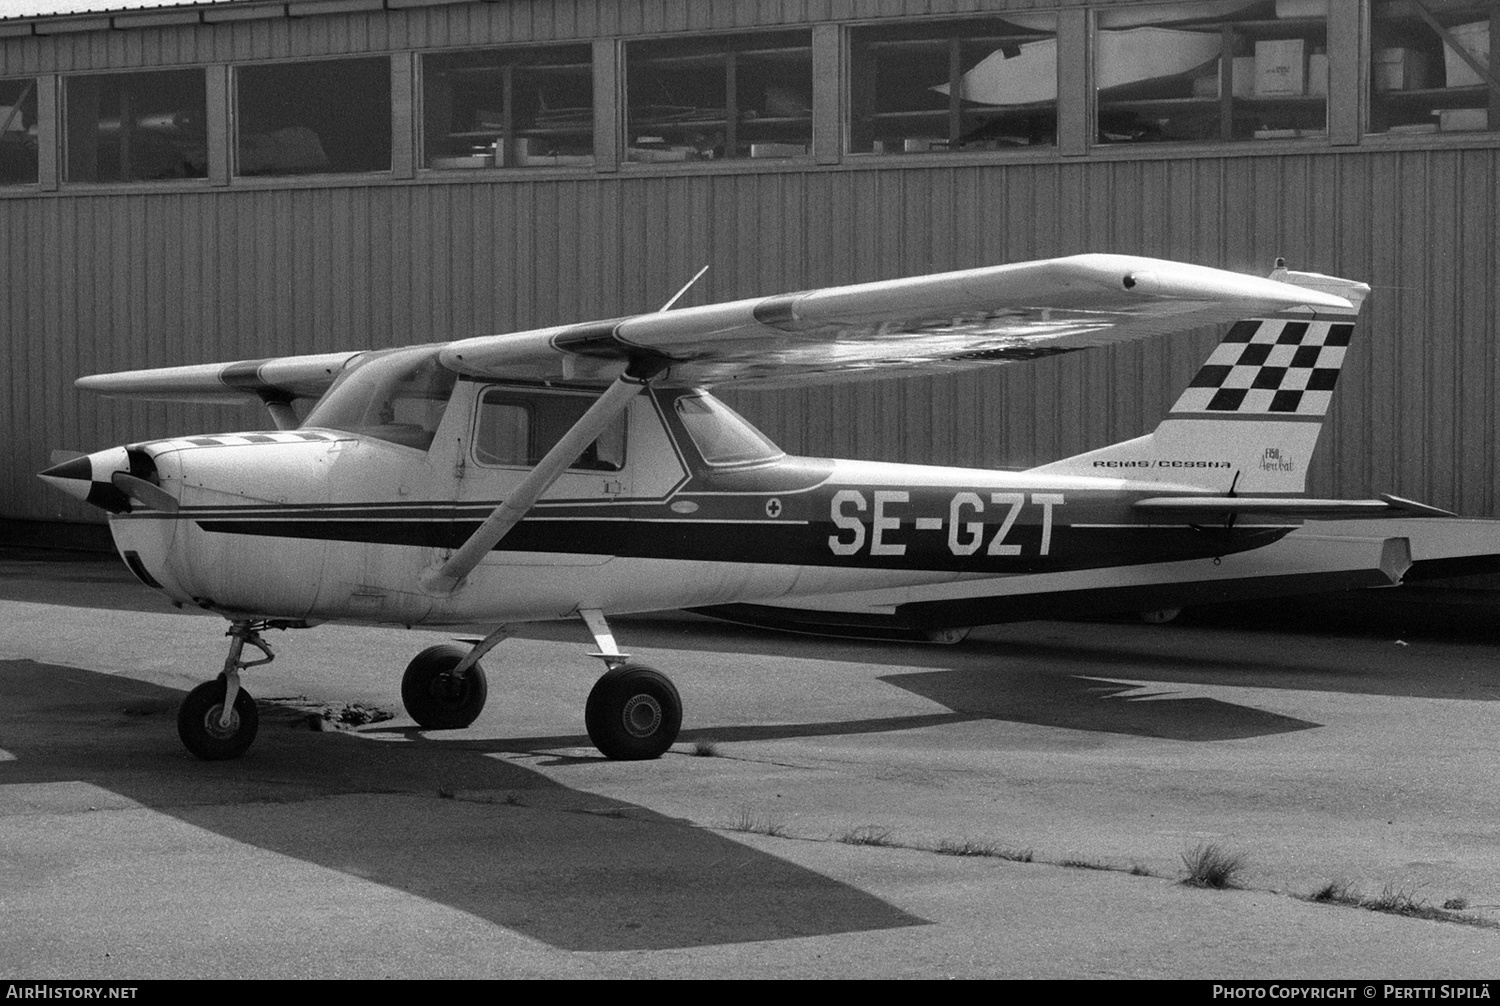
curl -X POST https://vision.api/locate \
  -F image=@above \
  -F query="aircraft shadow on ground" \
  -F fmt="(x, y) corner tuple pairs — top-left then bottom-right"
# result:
(0, 659), (924, 953)
(572, 615), (1500, 702)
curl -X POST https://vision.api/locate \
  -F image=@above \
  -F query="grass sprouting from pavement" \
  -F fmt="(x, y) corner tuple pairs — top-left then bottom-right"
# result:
(1304, 880), (1496, 928)
(1180, 843), (1248, 889)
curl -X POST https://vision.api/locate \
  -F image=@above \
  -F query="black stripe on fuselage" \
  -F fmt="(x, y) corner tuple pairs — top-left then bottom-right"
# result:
(184, 507), (1291, 575)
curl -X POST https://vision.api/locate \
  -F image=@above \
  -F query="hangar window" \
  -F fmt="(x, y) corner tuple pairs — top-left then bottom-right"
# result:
(625, 30), (813, 162)
(474, 388), (625, 471)
(1367, 2), (1495, 135)
(235, 58), (391, 176)
(422, 45), (594, 170)
(1094, 1), (1328, 145)
(849, 15), (1059, 155)
(64, 69), (207, 183)
(0, 78), (37, 185)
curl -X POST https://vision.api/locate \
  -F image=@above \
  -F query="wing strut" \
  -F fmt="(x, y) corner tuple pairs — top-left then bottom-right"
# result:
(418, 363), (661, 595)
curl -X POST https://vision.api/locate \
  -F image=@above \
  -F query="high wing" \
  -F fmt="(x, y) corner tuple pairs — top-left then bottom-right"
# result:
(76, 351), (363, 404)
(73, 255), (1350, 402)
(440, 254), (1353, 388)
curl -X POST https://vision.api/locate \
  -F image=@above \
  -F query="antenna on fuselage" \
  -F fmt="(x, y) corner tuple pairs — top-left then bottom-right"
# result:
(658, 265), (710, 312)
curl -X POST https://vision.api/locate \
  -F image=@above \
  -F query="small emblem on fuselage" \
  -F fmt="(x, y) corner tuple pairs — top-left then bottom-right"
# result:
(670, 500), (699, 514)
(765, 498), (783, 518)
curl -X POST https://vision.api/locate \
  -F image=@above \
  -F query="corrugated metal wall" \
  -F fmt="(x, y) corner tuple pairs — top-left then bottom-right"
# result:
(2, 1), (1498, 527)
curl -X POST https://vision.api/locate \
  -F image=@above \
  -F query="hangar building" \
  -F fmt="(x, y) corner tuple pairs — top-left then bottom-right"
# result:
(0, 0), (1495, 544)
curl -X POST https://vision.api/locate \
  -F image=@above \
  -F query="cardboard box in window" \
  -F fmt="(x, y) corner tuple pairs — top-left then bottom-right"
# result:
(1255, 39), (1307, 96)
(1444, 21), (1490, 88)
(1191, 57), (1256, 98)
(1374, 48), (1430, 91)
(430, 155), (490, 169)
(1275, 0), (1327, 16)
(749, 142), (807, 159)
(1438, 107), (1488, 131)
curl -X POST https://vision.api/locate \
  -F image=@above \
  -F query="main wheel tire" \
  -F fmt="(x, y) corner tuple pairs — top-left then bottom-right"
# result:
(177, 677), (260, 761)
(401, 644), (488, 729)
(585, 663), (682, 761)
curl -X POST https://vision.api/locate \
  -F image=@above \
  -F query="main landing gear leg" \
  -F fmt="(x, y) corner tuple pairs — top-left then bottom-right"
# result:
(177, 620), (274, 761)
(579, 608), (682, 761)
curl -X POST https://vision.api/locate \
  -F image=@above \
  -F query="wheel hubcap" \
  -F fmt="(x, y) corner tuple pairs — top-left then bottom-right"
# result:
(434, 671), (468, 706)
(203, 703), (239, 740)
(622, 694), (662, 738)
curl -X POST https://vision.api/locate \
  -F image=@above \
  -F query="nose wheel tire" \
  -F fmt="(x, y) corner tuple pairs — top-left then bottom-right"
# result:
(401, 644), (488, 729)
(177, 677), (260, 761)
(585, 663), (682, 761)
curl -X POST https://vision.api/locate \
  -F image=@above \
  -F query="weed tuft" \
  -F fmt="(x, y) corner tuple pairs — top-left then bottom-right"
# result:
(936, 839), (998, 858)
(730, 808), (787, 838)
(1180, 842), (1248, 889)
(838, 826), (894, 847)
(1060, 857), (1112, 871)
(1366, 881), (1425, 915)
(1312, 878), (1356, 903)
(1302, 880), (1496, 928)
(691, 737), (720, 757)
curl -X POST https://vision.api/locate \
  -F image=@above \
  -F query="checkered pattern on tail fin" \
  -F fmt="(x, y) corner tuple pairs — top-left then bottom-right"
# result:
(1170, 319), (1355, 417)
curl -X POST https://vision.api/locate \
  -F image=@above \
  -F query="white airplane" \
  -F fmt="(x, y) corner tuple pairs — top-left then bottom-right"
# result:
(39, 254), (1450, 762)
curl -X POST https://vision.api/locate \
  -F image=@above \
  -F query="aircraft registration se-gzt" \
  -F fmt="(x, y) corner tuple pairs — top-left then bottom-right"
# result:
(39, 254), (1454, 763)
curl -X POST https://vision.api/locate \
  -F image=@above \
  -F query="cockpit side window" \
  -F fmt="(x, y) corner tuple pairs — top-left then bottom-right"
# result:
(474, 387), (625, 471)
(302, 347), (457, 450)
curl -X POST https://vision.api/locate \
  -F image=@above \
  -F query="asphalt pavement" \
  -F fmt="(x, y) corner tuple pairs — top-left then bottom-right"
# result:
(1, 549), (1498, 978)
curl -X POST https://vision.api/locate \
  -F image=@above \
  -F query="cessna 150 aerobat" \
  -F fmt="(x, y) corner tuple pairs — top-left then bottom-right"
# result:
(40, 254), (1448, 763)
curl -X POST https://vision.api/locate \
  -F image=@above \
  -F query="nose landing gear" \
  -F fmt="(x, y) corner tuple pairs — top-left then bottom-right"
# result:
(177, 620), (278, 760)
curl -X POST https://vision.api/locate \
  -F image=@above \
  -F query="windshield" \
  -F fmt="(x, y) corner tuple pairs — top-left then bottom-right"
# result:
(673, 392), (783, 466)
(302, 347), (457, 450)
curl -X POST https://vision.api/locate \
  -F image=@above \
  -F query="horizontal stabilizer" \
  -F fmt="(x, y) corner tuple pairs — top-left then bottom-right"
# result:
(1132, 494), (1455, 520)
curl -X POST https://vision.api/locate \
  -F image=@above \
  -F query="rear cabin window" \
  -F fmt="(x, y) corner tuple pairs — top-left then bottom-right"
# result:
(474, 388), (625, 471)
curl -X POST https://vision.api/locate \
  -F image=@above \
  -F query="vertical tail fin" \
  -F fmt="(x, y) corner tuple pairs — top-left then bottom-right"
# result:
(1029, 266), (1370, 494)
